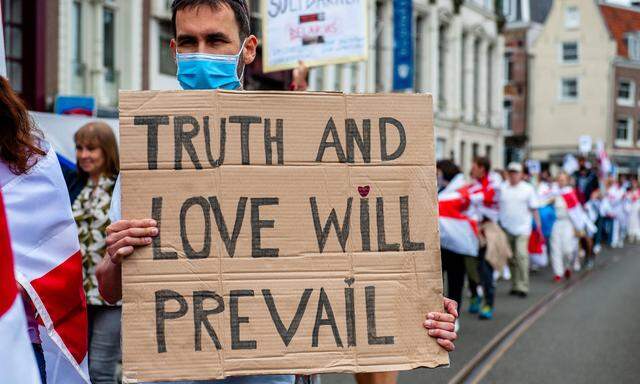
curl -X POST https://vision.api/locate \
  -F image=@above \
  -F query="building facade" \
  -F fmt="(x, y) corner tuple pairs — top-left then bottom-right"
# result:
(4, 0), (505, 173)
(501, 0), (552, 164)
(529, 0), (640, 173)
(307, 0), (506, 174)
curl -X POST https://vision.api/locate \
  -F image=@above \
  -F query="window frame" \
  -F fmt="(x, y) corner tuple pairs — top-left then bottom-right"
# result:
(615, 117), (633, 147)
(564, 6), (580, 30)
(617, 79), (635, 107)
(559, 77), (579, 101)
(560, 41), (579, 64)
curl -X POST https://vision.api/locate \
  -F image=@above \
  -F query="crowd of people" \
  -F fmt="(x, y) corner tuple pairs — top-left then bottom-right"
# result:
(437, 154), (639, 328)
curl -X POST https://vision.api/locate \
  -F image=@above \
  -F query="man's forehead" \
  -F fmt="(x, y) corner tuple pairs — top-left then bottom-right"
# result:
(175, 3), (239, 36)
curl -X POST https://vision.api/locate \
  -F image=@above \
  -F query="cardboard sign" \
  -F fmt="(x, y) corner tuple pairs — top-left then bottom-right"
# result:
(119, 90), (447, 382)
(262, 0), (368, 72)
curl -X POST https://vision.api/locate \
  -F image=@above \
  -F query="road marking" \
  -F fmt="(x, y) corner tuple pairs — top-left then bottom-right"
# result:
(448, 250), (620, 384)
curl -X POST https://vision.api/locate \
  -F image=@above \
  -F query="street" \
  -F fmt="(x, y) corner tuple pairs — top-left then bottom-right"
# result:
(321, 245), (640, 383)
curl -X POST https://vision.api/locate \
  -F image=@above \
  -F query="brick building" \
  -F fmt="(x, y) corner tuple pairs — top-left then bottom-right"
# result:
(501, 0), (552, 164)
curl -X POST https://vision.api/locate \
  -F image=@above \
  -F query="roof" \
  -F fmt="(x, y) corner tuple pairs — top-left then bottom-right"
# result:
(530, 0), (553, 24)
(599, 4), (640, 58)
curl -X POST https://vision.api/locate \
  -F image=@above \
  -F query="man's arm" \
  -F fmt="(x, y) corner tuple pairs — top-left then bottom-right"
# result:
(96, 219), (157, 304)
(532, 208), (542, 235)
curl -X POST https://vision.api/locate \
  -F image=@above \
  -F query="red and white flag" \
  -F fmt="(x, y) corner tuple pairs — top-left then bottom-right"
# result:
(468, 172), (501, 223)
(559, 186), (596, 235)
(0, 189), (42, 384)
(1, 143), (89, 383)
(438, 174), (479, 256)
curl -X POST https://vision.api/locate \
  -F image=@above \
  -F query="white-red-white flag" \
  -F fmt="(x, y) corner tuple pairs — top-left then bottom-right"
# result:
(559, 186), (596, 235)
(0, 143), (89, 384)
(438, 174), (479, 257)
(0, 189), (42, 384)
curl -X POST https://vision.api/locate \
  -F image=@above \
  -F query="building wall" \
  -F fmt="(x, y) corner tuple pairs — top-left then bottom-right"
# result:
(58, 0), (143, 112)
(529, 0), (616, 161)
(306, 0), (505, 175)
(611, 63), (640, 166)
(504, 27), (527, 137)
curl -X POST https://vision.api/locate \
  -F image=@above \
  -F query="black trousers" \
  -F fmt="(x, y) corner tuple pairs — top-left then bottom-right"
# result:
(441, 248), (467, 308)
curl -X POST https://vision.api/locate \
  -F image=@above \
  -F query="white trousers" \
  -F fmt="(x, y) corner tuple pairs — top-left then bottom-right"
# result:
(551, 219), (575, 277)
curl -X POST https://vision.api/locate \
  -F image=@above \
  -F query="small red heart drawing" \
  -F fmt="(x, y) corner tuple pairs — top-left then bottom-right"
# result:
(357, 185), (370, 198)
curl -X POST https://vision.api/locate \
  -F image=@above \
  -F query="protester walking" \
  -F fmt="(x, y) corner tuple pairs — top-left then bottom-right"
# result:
(467, 157), (507, 320)
(66, 122), (121, 384)
(498, 162), (541, 297)
(549, 173), (580, 281)
(626, 179), (640, 243)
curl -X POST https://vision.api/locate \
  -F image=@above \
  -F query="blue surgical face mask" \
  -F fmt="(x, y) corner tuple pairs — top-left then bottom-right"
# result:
(176, 40), (246, 90)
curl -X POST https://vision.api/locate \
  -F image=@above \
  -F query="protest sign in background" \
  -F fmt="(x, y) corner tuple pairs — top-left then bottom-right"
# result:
(119, 90), (447, 382)
(262, 0), (368, 73)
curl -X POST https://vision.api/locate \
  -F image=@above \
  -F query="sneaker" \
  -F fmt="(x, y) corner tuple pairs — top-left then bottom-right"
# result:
(479, 305), (493, 320)
(585, 259), (595, 270)
(468, 297), (481, 314)
(564, 269), (572, 279)
(553, 275), (562, 283)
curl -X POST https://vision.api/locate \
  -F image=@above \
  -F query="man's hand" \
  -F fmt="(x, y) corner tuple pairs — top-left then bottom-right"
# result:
(424, 297), (458, 352)
(105, 219), (158, 264)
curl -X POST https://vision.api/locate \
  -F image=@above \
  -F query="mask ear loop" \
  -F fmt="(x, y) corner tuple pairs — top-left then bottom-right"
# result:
(236, 38), (249, 85)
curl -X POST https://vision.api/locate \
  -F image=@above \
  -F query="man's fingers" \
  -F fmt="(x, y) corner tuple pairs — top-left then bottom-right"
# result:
(106, 226), (158, 245)
(427, 328), (457, 341)
(444, 297), (459, 318)
(436, 338), (455, 352)
(424, 319), (455, 332)
(110, 246), (134, 264)
(426, 312), (456, 323)
(106, 219), (157, 235)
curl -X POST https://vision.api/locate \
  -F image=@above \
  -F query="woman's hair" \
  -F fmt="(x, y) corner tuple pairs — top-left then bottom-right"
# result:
(74, 121), (119, 180)
(436, 159), (461, 182)
(0, 76), (45, 175)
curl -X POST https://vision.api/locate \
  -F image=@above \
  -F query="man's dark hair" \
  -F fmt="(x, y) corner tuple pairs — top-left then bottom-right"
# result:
(473, 156), (491, 173)
(436, 160), (461, 182)
(171, 0), (251, 40)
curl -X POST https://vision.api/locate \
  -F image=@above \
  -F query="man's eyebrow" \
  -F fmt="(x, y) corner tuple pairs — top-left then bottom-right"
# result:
(205, 32), (231, 42)
(176, 34), (197, 44)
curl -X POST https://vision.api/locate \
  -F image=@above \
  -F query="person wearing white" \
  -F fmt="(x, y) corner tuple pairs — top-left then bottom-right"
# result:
(550, 173), (577, 281)
(627, 180), (640, 243)
(498, 163), (541, 296)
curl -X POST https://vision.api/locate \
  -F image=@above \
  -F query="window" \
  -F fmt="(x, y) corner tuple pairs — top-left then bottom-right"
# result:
(560, 78), (578, 101)
(617, 79), (635, 106)
(626, 33), (640, 61)
(158, 20), (176, 76)
(436, 138), (446, 160)
(485, 145), (492, 160)
(71, 0), (84, 94)
(561, 42), (579, 63)
(103, 8), (115, 83)
(504, 100), (513, 131)
(3, 0), (24, 93)
(564, 6), (580, 29)
(414, 14), (424, 92)
(438, 24), (448, 109)
(374, 1), (385, 92)
(616, 117), (632, 147)
(460, 141), (466, 168)
(472, 143), (479, 159)
(504, 52), (513, 83)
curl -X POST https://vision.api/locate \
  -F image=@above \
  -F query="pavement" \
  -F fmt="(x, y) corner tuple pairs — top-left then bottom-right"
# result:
(321, 245), (638, 383)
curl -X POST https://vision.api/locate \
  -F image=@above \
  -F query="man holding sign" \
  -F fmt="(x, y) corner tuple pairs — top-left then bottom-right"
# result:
(97, 1), (457, 383)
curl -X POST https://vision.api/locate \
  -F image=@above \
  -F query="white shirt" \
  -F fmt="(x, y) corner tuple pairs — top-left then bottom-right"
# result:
(498, 180), (539, 236)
